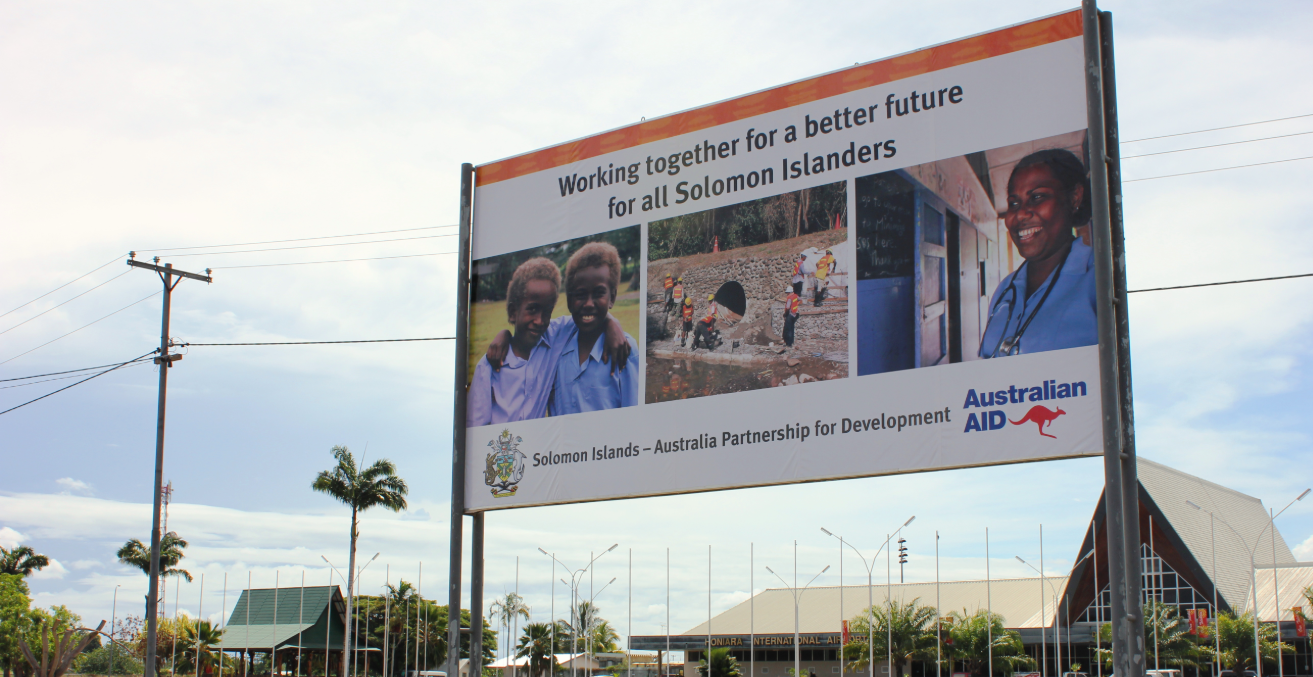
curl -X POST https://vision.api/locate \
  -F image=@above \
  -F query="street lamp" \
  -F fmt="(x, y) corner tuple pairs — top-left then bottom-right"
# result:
(822, 516), (914, 677)
(765, 549), (829, 677)
(1017, 556), (1061, 677)
(1188, 489), (1309, 677)
(323, 553), (380, 677)
(539, 545), (619, 677)
(1068, 550), (1095, 677)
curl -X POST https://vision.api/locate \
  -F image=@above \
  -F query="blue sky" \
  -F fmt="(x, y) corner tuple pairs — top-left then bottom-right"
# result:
(2, 0), (1312, 658)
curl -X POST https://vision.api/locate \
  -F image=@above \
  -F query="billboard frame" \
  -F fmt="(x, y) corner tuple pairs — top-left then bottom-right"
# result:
(445, 3), (1146, 676)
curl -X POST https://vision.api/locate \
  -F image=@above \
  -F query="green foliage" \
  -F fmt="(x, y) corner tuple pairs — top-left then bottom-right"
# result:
(648, 182), (846, 260)
(116, 530), (193, 603)
(697, 647), (741, 677)
(176, 619), (224, 674)
(1095, 604), (1234, 672)
(0, 574), (35, 676)
(73, 645), (145, 675)
(0, 546), (50, 577)
(842, 598), (938, 677)
(1210, 610), (1291, 673)
(516, 622), (557, 677)
(353, 584), (495, 676)
(941, 609), (1034, 677)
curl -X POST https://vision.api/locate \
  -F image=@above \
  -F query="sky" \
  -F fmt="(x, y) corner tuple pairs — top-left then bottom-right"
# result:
(3, 0), (1313, 661)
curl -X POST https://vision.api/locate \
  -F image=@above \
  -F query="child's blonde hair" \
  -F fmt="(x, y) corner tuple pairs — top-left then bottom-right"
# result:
(565, 241), (622, 300)
(506, 257), (561, 318)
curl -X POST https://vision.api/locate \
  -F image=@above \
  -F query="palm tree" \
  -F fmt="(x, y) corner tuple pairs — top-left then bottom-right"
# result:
(116, 532), (192, 616)
(1094, 603), (1216, 672)
(697, 648), (741, 677)
(585, 620), (619, 655)
(311, 445), (409, 677)
(490, 593), (531, 671)
(940, 609), (1034, 677)
(517, 623), (556, 677)
(178, 620), (224, 674)
(843, 599), (938, 677)
(0, 546), (49, 577)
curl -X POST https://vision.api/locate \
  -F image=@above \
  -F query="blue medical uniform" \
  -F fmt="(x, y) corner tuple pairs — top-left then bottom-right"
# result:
(466, 316), (574, 426)
(979, 238), (1098, 358)
(549, 322), (640, 415)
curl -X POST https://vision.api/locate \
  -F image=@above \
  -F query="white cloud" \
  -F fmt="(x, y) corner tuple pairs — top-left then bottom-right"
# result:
(70, 559), (103, 570)
(401, 508), (431, 521)
(0, 527), (23, 549)
(56, 478), (94, 496)
(32, 559), (69, 580)
(1294, 533), (1313, 561)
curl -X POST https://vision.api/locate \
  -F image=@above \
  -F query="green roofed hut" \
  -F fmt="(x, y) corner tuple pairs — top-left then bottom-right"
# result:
(220, 585), (351, 676)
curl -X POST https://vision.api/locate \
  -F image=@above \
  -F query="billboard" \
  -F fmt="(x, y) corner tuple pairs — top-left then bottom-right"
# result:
(463, 9), (1102, 512)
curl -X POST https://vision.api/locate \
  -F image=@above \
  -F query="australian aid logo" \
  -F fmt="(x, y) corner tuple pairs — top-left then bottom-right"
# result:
(960, 378), (1090, 439)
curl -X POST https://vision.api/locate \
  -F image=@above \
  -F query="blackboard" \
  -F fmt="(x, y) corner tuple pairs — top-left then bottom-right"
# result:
(855, 171), (916, 280)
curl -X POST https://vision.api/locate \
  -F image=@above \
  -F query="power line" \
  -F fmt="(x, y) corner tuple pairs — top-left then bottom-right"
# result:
(0, 255), (125, 321)
(0, 291), (161, 367)
(1122, 112), (1313, 144)
(1124, 155), (1313, 183)
(0, 270), (132, 338)
(139, 224), (458, 253)
(0, 350), (157, 418)
(183, 337), (455, 346)
(157, 233), (457, 258)
(1129, 272), (1313, 294)
(1121, 129), (1313, 159)
(0, 359), (153, 390)
(0, 357), (157, 383)
(213, 251), (457, 269)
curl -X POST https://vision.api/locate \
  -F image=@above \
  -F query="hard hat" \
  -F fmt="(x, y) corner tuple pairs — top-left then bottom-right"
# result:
(826, 249), (833, 254)
(677, 276), (683, 281)
(684, 297), (693, 305)
(708, 294), (715, 300)
(785, 286), (794, 295)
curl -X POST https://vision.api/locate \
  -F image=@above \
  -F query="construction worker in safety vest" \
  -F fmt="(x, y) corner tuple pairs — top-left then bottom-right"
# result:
(782, 285), (800, 348)
(813, 249), (836, 306)
(692, 301), (718, 350)
(672, 276), (685, 308)
(680, 295), (695, 347)
(791, 255), (805, 298)
(662, 273), (675, 311)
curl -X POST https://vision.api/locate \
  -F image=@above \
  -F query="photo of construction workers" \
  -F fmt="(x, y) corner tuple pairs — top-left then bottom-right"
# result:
(645, 181), (849, 403)
(854, 130), (1096, 376)
(465, 224), (641, 425)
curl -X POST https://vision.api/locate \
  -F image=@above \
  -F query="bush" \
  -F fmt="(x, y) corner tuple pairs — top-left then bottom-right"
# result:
(74, 645), (145, 675)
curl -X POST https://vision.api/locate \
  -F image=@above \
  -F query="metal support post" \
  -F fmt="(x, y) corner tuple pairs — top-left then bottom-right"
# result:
(1082, 4), (1143, 677)
(471, 512), (486, 677)
(447, 162), (475, 677)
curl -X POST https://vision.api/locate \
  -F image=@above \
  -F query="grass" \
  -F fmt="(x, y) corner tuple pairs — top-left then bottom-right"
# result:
(466, 291), (640, 385)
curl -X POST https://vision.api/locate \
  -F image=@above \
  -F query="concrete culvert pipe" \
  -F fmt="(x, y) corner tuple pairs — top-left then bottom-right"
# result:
(714, 281), (746, 317)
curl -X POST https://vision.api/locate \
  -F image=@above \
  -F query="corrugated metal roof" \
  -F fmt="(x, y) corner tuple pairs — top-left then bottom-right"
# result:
(220, 586), (345, 651)
(1138, 458), (1295, 612)
(219, 623), (317, 650)
(682, 577), (1067, 637)
(1245, 564), (1313, 621)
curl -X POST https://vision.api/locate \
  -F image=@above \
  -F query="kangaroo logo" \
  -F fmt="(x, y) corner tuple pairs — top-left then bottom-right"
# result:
(1010, 405), (1066, 438)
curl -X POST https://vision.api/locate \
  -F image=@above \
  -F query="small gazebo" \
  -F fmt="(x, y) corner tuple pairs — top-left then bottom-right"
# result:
(220, 585), (350, 676)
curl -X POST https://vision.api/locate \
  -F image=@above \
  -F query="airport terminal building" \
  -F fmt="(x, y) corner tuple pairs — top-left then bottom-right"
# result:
(629, 460), (1313, 677)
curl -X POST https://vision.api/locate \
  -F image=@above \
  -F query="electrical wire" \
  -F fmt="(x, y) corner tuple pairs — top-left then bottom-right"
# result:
(1122, 112), (1313, 143)
(1124, 155), (1313, 183)
(155, 233), (457, 258)
(0, 255), (125, 321)
(0, 270), (132, 338)
(0, 350), (157, 418)
(0, 291), (161, 367)
(0, 359), (153, 390)
(1121, 129), (1313, 159)
(213, 251), (457, 269)
(183, 337), (454, 346)
(0, 357), (157, 383)
(139, 224), (458, 253)
(1129, 272), (1313, 294)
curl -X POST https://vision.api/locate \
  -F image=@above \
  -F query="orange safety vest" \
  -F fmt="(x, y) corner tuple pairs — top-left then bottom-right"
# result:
(786, 293), (800, 315)
(793, 260), (802, 276)
(816, 254), (834, 279)
(682, 304), (694, 321)
(664, 276), (673, 289)
(672, 284), (684, 301)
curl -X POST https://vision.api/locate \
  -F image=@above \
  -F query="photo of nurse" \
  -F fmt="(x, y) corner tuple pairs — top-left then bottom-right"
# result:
(979, 148), (1097, 358)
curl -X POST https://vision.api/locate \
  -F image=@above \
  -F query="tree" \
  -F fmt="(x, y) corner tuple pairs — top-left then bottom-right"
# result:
(938, 609), (1033, 677)
(1204, 611), (1290, 674)
(516, 623), (556, 677)
(697, 648), (741, 677)
(178, 619), (224, 674)
(490, 593), (531, 668)
(1, 574), (36, 677)
(0, 547), (49, 578)
(1094, 603), (1218, 672)
(116, 532), (192, 616)
(311, 445), (409, 677)
(360, 582), (495, 677)
(843, 599), (938, 677)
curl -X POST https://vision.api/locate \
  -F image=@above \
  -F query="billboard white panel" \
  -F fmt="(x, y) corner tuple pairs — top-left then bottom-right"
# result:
(463, 10), (1099, 511)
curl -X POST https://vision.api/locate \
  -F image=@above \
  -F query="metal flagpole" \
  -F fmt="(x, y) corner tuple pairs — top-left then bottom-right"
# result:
(629, 548), (633, 677)
(416, 563), (423, 673)
(551, 554), (556, 677)
(1093, 539), (1100, 677)
(1150, 518), (1158, 672)
(666, 549), (670, 677)
(707, 545), (712, 677)
(172, 574), (181, 675)
(364, 574), (372, 677)
(275, 571), (281, 677)
(751, 543), (755, 677)
(839, 536), (844, 677)
(382, 568), (389, 677)
(326, 571), (332, 677)
(1040, 526), (1050, 677)
(221, 574), (228, 677)
(248, 572), (253, 677)
(300, 572), (306, 677)
(1211, 514), (1219, 677)
(196, 575), (205, 677)
(935, 533), (940, 677)
(886, 534), (891, 677)
(1272, 508), (1283, 677)
(986, 529), (991, 677)
(516, 557), (521, 677)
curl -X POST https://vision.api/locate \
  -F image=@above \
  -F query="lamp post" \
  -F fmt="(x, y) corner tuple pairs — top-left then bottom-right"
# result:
(588, 577), (618, 671)
(1016, 556), (1061, 676)
(1067, 550), (1095, 677)
(765, 548), (829, 677)
(324, 553), (380, 677)
(1188, 488), (1309, 677)
(822, 516), (914, 677)
(539, 545), (619, 677)
(110, 585), (122, 677)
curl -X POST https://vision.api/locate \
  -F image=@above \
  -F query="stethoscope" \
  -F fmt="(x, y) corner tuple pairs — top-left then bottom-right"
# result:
(983, 248), (1069, 358)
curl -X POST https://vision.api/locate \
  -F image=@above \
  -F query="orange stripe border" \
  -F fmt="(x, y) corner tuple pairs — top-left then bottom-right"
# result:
(476, 10), (1082, 187)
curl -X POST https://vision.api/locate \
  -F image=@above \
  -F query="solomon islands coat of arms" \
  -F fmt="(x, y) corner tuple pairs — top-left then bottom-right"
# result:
(484, 429), (527, 498)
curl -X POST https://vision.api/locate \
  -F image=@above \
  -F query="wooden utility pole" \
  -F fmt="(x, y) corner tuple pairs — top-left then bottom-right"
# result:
(127, 254), (212, 677)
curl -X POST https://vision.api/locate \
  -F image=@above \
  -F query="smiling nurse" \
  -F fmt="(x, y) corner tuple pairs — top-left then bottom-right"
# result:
(980, 148), (1098, 358)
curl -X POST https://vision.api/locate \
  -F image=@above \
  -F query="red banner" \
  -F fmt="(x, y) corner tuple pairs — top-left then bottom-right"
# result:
(1295, 607), (1306, 638)
(842, 620), (850, 645)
